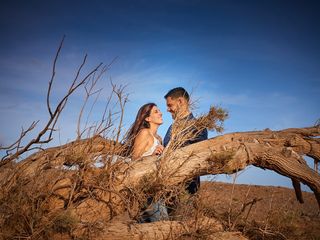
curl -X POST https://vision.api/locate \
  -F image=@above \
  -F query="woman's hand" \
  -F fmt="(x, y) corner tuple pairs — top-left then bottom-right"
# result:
(152, 145), (164, 156)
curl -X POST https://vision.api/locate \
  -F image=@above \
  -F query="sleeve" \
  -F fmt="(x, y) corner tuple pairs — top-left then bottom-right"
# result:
(198, 128), (208, 142)
(163, 125), (172, 147)
(188, 127), (208, 145)
(185, 113), (208, 145)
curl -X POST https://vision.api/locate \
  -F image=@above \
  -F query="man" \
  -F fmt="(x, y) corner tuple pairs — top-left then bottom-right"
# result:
(163, 87), (208, 194)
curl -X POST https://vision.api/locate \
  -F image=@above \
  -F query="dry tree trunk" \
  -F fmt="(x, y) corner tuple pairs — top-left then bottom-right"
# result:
(1, 126), (319, 239)
(121, 126), (320, 208)
(5, 126), (319, 215)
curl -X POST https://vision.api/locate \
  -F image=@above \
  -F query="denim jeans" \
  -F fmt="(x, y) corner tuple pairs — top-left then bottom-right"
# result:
(139, 200), (169, 223)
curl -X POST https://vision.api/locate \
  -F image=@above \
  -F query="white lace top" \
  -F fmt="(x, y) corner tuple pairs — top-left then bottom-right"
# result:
(141, 136), (160, 157)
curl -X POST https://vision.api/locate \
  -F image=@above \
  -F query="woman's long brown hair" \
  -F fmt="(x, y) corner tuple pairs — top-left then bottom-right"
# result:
(123, 103), (156, 156)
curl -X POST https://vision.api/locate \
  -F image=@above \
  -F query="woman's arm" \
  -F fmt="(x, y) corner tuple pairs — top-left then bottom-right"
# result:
(131, 129), (151, 160)
(151, 134), (164, 156)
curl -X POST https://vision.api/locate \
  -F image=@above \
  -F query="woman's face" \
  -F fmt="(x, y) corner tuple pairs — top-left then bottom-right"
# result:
(146, 106), (163, 125)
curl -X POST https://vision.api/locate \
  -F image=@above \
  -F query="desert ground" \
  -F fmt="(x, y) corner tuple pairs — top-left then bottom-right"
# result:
(190, 181), (320, 240)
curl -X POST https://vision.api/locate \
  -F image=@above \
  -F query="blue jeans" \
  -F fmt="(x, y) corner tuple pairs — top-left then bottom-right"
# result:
(139, 200), (169, 223)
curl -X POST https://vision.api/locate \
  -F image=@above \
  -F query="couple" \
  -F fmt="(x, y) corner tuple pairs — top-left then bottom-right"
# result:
(126, 87), (208, 222)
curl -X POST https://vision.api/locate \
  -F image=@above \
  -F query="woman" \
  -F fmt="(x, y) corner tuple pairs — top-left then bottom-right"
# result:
(125, 103), (168, 222)
(126, 103), (164, 160)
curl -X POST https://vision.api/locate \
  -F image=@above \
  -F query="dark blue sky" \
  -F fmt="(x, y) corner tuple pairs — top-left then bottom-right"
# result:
(1, 0), (319, 189)
(2, 1), (319, 97)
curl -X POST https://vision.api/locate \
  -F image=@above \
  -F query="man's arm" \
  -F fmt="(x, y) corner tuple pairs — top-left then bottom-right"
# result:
(187, 128), (208, 145)
(198, 128), (208, 141)
(163, 125), (172, 147)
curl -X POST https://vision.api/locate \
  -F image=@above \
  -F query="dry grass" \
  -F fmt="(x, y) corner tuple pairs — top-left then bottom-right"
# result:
(163, 105), (228, 155)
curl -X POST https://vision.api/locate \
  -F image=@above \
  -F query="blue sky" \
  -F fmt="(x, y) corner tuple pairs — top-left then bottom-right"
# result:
(0, 0), (319, 190)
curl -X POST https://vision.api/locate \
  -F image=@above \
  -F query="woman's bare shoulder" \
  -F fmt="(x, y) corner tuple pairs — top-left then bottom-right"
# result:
(136, 128), (152, 139)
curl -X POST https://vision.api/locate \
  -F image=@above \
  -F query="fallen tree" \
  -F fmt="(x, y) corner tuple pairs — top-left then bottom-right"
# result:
(0, 125), (319, 239)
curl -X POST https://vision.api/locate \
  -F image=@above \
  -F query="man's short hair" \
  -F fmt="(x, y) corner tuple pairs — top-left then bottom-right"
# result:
(164, 87), (190, 101)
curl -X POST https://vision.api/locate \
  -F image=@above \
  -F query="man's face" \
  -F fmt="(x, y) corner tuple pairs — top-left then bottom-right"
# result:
(166, 97), (180, 119)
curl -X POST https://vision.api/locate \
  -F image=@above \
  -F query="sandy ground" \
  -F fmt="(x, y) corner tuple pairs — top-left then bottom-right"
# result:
(198, 181), (320, 239)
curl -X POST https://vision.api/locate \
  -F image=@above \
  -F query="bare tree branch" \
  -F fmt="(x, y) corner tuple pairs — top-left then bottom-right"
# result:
(47, 35), (65, 118)
(0, 38), (103, 166)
